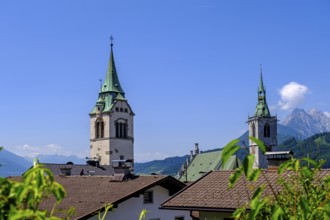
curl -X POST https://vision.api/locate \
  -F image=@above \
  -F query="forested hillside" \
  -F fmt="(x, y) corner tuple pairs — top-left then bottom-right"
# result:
(276, 132), (330, 168)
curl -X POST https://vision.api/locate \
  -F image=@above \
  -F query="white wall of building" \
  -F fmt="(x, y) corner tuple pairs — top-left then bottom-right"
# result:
(199, 211), (233, 220)
(88, 185), (191, 220)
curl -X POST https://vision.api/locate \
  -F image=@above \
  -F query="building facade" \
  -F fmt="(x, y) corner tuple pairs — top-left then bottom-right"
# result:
(247, 70), (277, 169)
(89, 43), (134, 165)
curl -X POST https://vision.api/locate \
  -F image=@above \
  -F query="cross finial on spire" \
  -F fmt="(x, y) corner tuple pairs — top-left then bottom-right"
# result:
(110, 35), (114, 47)
(260, 64), (262, 73)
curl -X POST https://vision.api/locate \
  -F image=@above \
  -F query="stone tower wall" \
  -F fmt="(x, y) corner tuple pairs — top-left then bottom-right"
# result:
(248, 116), (277, 169)
(90, 100), (134, 165)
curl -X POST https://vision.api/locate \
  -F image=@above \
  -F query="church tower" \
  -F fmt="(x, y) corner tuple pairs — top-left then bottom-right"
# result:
(248, 69), (277, 169)
(89, 41), (134, 165)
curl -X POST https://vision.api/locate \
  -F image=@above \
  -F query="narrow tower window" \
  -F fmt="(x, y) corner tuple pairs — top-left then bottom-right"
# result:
(100, 121), (104, 138)
(95, 118), (105, 139)
(264, 123), (270, 137)
(252, 123), (256, 137)
(115, 119), (128, 138)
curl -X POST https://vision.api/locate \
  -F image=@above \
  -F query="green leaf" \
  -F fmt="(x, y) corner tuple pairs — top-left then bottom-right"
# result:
(229, 169), (242, 188)
(323, 203), (330, 219)
(249, 137), (266, 153)
(301, 167), (313, 178)
(302, 157), (318, 167)
(251, 186), (265, 207)
(294, 159), (300, 172)
(249, 186), (267, 220)
(271, 205), (284, 220)
(299, 197), (310, 218)
(250, 199), (267, 220)
(278, 159), (292, 174)
(139, 209), (150, 220)
(221, 139), (240, 168)
(248, 168), (261, 182)
(243, 154), (254, 176)
(232, 207), (246, 219)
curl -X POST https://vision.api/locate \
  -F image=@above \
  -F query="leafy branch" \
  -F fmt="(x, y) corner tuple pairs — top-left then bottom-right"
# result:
(221, 137), (330, 220)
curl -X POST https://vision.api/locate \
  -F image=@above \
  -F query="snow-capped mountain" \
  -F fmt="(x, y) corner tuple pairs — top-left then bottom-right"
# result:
(282, 108), (330, 139)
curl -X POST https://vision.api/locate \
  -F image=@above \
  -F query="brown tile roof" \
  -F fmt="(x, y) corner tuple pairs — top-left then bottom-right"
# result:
(161, 170), (330, 212)
(10, 175), (186, 219)
(32, 163), (116, 176)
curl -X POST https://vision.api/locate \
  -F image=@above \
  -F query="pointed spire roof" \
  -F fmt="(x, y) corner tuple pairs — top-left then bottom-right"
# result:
(259, 68), (265, 92)
(101, 43), (125, 96)
(254, 66), (271, 117)
(90, 40), (128, 114)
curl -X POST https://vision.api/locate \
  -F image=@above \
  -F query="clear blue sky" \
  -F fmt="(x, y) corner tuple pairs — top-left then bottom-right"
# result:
(1, 1), (330, 162)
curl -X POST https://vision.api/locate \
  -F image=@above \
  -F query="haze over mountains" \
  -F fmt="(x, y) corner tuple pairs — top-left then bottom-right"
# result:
(2, 108), (330, 177)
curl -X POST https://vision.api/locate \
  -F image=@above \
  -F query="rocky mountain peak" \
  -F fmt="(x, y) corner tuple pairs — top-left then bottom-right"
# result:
(282, 108), (330, 139)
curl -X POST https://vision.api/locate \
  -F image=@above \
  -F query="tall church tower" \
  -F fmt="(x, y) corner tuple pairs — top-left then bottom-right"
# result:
(89, 41), (134, 165)
(248, 69), (277, 169)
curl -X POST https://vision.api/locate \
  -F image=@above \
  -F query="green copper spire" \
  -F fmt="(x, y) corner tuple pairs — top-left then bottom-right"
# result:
(259, 69), (265, 92)
(101, 42), (125, 95)
(255, 67), (271, 117)
(90, 39), (127, 114)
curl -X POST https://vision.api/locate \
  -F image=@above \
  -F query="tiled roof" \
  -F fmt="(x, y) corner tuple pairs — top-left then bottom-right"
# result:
(162, 170), (330, 212)
(34, 163), (115, 176)
(10, 175), (186, 219)
(179, 150), (240, 182)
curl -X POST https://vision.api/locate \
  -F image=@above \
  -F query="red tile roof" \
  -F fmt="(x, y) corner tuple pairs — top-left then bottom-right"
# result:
(10, 175), (186, 219)
(161, 170), (330, 212)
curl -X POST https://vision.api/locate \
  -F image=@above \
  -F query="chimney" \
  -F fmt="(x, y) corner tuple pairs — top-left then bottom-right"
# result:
(59, 164), (72, 176)
(111, 159), (134, 178)
(265, 151), (294, 171)
(194, 143), (200, 155)
(86, 157), (100, 167)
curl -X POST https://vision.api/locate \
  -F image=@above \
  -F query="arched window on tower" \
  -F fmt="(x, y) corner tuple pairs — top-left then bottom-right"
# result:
(95, 118), (105, 139)
(252, 123), (256, 137)
(264, 123), (270, 137)
(115, 119), (128, 139)
(100, 121), (104, 138)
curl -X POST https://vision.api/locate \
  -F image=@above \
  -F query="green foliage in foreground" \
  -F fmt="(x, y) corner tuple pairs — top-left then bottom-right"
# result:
(222, 137), (330, 220)
(0, 158), (69, 220)
(0, 147), (150, 220)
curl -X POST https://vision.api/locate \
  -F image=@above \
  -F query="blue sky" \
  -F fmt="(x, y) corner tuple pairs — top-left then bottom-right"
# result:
(1, 1), (330, 162)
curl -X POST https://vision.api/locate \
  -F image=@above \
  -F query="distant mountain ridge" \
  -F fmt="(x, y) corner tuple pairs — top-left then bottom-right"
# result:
(24, 154), (86, 165)
(3, 107), (330, 177)
(282, 108), (330, 139)
(0, 149), (32, 177)
(134, 155), (189, 176)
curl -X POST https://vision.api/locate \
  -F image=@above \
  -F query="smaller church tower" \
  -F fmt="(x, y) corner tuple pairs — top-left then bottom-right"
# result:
(248, 68), (277, 169)
(89, 40), (135, 165)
